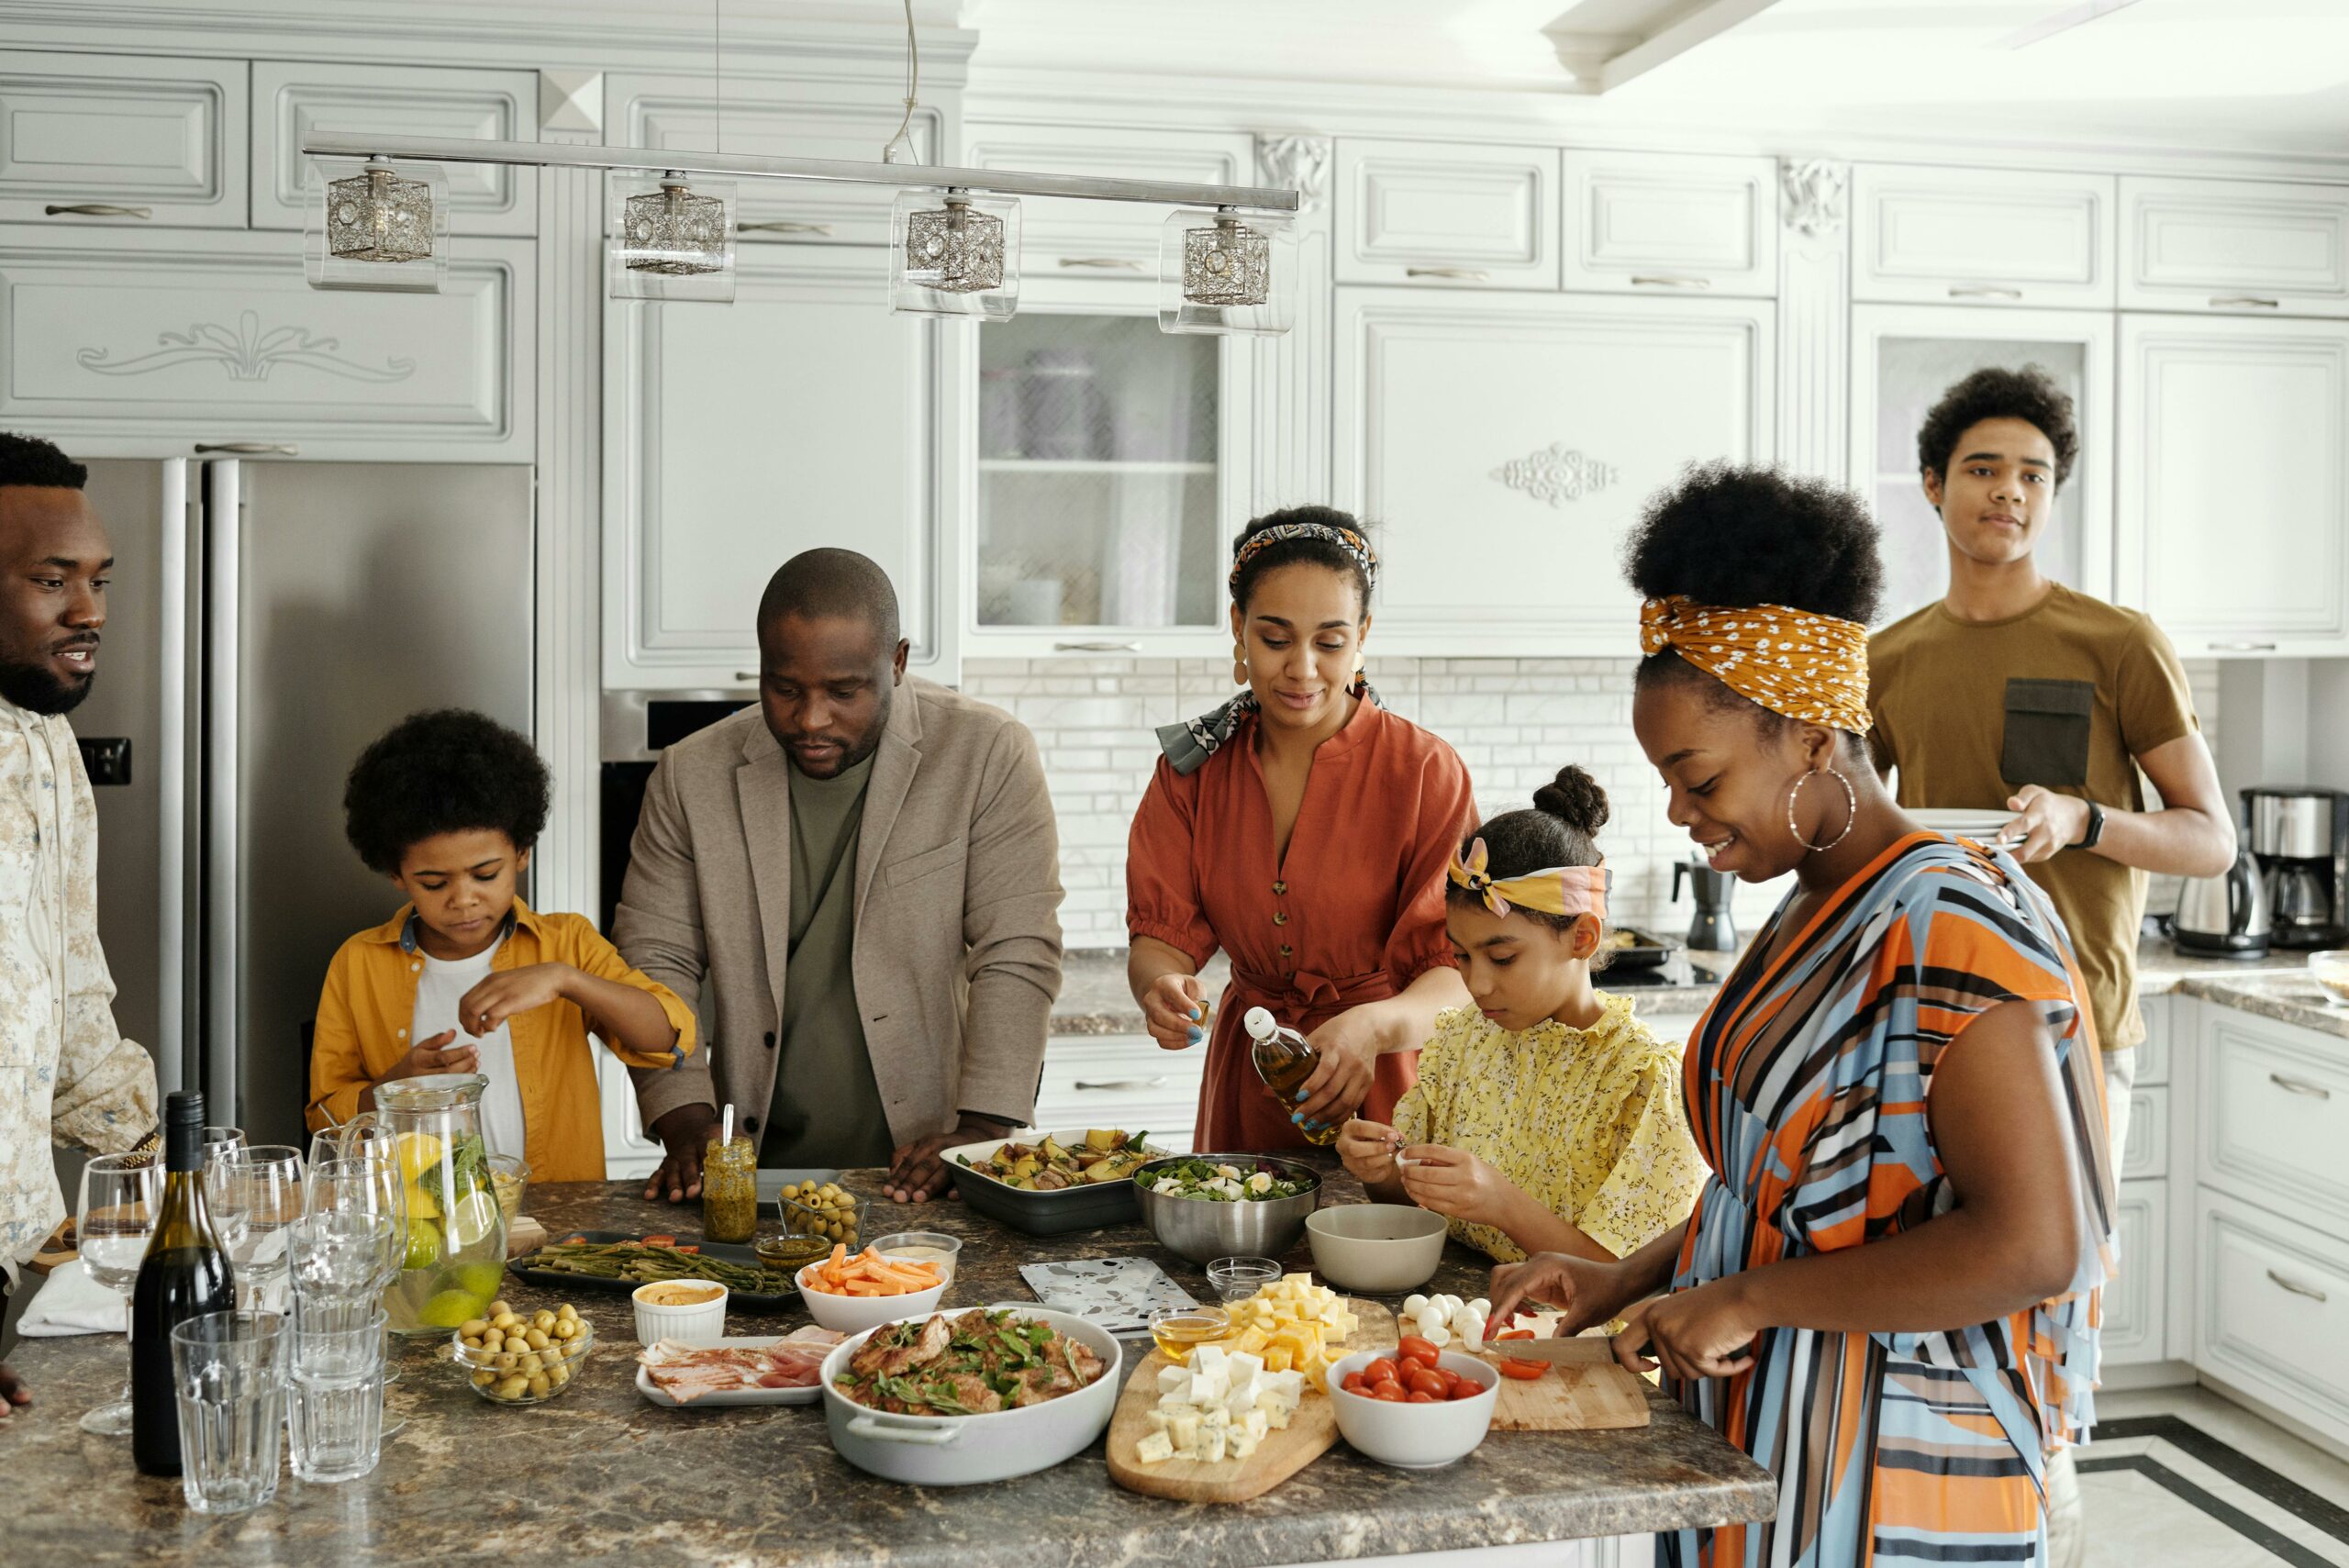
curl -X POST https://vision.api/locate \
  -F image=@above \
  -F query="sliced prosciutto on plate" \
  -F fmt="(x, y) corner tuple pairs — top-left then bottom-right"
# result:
(637, 1327), (845, 1405)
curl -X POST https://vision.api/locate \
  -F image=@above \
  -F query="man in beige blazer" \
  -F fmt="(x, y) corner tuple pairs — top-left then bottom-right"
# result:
(616, 549), (1063, 1204)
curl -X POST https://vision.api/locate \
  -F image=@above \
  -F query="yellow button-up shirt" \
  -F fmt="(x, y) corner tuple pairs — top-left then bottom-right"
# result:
(305, 900), (697, 1183)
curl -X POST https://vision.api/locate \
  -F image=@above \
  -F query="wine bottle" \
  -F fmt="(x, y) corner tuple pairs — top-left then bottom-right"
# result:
(131, 1088), (237, 1476)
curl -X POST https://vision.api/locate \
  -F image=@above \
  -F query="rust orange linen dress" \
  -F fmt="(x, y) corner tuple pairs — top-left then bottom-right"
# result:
(1126, 698), (1475, 1152)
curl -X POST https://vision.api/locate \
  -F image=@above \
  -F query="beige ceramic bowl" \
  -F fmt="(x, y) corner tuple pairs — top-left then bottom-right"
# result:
(1305, 1203), (1448, 1294)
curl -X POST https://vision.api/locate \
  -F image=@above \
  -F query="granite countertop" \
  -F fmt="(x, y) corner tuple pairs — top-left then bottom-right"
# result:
(0, 1165), (1775, 1568)
(2138, 942), (2349, 1040)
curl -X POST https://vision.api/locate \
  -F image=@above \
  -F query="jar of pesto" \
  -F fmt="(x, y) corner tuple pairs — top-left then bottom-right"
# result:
(700, 1134), (758, 1244)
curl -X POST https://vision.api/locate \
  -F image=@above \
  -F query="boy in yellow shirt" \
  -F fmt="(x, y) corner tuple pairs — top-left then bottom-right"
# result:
(306, 709), (696, 1182)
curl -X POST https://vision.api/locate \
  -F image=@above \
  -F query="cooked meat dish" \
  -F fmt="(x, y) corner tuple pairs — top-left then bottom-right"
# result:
(835, 1309), (1104, 1416)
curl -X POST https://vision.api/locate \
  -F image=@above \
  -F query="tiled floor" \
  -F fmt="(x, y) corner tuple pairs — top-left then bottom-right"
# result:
(2082, 1389), (2349, 1568)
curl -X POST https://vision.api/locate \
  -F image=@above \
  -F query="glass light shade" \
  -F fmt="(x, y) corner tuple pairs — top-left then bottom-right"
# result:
(891, 189), (1020, 321)
(1158, 207), (1296, 337)
(607, 172), (737, 304)
(305, 157), (449, 293)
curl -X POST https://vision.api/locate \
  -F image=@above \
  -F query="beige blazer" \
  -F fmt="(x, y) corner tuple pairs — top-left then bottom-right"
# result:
(613, 676), (1063, 1150)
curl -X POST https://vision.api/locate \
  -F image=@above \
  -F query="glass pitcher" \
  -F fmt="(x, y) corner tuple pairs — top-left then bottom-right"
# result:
(330, 1074), (509, 1336)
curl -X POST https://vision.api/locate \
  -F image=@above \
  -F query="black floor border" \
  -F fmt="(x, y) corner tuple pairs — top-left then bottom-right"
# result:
(2075, 1453), (2334, 1568)
(2094, 1415), (2349, 1544)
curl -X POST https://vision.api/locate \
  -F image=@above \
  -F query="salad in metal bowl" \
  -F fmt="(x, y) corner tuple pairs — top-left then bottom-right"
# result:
(1144, 1157), (1315, 1203)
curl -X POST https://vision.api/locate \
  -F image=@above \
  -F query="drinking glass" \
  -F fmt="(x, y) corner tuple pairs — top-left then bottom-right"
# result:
(208, 1145), (304, 1313)
(286, 1306), (387, 1484)
(288, 1213), (395, 1310)
(169, 1311), (287, 1515)
(304, 1155), (411, 1417)
(74, 1151), (161, 1436)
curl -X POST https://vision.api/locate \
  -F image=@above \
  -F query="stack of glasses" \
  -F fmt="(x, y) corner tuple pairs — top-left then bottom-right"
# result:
(283, 1207), (402, 1482)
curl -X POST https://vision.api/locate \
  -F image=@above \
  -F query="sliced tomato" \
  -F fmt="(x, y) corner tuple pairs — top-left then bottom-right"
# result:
(1369, 1382), (1407, 1402)
(640, 1234), (677, 1248)
(1362, 1357), (1400, 1386)
(1395, 1334), (1441, 1367)
(1496, 1328), (1534, 1341)
(1497, 1356), (1550, 1380)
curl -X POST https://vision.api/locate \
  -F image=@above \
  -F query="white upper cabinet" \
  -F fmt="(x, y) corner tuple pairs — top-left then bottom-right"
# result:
(964, 122), (1254, 277)
(1559, 150), (1777, 298)
(0, 51), (247, 228)
(1336, 139), (1560, 291)
(604, 246), (954, 689)
(611, 73), (945, 248)
(2121, 175), (2349, 318)
(1334, 289), (1772, 656)
(1854, 164), (2115, 308)
(2118, 313), (2349, 655)
(250, 61), (537, 236)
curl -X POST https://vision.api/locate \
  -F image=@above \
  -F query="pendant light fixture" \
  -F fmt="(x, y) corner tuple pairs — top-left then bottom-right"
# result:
(891, 187), (1020, 319)
(1158, 206), (1297, 337)
(305, 154), (449, 292)
(607, 171), (739, 303)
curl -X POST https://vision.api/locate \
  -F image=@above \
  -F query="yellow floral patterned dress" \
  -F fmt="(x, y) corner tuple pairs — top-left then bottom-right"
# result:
(1391, 995), (1706, 1262)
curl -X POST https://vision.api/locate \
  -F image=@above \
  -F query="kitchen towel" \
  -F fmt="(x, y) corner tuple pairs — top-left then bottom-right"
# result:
(1019, 1257), (1197, 1337)
(16, 1258), (128, 1337)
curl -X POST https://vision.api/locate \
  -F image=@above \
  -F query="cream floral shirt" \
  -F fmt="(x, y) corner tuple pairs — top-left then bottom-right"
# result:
(1392, 995), (1706, 1263)
(1, 698), (157, 1289)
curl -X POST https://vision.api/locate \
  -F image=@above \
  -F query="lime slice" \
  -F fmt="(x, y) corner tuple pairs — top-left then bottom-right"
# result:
(418, 1288), (484, 1330)
(444, 1191), (500, 1251)
(403, 1218), (444, 1271)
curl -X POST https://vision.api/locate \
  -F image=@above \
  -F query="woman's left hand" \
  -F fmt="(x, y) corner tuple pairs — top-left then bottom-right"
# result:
(1293, 1008), (1384, 1129)
(1396, 1144), (1511, 1229)
(1615, 1278), (1760, 1383)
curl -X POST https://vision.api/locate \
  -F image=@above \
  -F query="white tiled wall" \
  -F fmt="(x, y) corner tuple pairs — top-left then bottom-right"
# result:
(963, 653), (2224, 951)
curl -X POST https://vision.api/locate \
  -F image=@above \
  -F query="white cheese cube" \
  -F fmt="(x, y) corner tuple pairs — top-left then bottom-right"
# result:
(1170, 1413), (1201, 1454)
(1190, 1344), (1229, 1376)
(1264, 1401), (1292, 1430)
(1222, 1377), (1259, 1418)
(1158, 1365), (1193, 1394)
(1241, 1407), (1271, 1443)
(1227, 1351), (1264, 1383)
(1156, 1386), (1194, 1413)
(1230, 1429), (1261, 1460)
(1264, 1370), (1307, 1409)
(1199, 1425), (1229, 1462)
(1135, 1432), (1175, 1464)
(1145, 1409), (1172, 1436)
(1200, 1405), (1232, 1431)
(1189, 1365), (1229, 1404)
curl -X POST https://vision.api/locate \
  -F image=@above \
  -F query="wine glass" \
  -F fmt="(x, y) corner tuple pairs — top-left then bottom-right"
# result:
(207, 1145), (305, 1313)
(76, 1151), (161, 1436)
(201, 1126), (246, 1164)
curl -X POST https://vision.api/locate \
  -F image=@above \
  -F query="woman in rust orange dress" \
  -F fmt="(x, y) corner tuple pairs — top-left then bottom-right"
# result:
(1125, 506), (1476, 1152)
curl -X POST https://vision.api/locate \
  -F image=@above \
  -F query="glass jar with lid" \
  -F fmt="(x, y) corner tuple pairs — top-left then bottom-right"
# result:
(701, 1134), (758, 1244)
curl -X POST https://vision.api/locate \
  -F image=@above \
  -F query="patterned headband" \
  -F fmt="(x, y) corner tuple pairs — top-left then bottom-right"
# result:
(1447, 838), (1609, 921)
(1229, 522), (1380, 593)
(1638, 595), (1873, 735)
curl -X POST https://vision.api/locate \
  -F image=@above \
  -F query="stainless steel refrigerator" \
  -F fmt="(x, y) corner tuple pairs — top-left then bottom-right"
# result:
(70, 456), (535, 1149)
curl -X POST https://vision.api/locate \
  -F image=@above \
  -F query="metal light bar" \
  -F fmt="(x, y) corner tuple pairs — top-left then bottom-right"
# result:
(300, 133), (1300, 214)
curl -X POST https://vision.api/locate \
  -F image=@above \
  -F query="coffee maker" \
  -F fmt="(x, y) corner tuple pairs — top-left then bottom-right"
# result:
(1672, 860), (1738, 952)
(2243, 786), (2349, 950)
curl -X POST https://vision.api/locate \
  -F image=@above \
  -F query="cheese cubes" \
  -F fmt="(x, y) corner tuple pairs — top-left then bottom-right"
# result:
(1221, 1273), (1359, 1381)
(1135, 1344), (1308, 1464)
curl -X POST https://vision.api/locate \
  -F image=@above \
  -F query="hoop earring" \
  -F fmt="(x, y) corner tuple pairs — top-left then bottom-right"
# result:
(1232, 641), (1249, 686)
(1787, 766), (1856, 853)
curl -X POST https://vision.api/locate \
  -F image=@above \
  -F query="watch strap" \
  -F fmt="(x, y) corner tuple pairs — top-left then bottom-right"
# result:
(2076, 800), (2107, 851)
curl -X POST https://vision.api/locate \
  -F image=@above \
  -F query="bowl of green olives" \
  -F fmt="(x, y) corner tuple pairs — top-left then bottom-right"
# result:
(775, 1180), (868, 1250)
(451, 1298), (594, 1405)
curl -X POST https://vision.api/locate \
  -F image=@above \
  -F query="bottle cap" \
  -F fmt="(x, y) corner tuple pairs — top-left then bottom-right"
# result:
(1242, 1006), (1276, 1040)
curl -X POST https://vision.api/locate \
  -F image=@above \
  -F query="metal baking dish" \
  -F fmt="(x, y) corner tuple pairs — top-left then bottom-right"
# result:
(939, 1129), (1164, 1237)
(1600, 925), (1677, 972)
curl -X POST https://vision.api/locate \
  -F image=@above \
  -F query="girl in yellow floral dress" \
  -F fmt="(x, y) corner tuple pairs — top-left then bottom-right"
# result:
(1339, 766), (1707, 1264)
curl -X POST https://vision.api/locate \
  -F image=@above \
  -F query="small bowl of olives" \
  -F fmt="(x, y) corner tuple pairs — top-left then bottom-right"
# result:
(451, 1298), (594, 1405)
(775, 1181), (868, 1251)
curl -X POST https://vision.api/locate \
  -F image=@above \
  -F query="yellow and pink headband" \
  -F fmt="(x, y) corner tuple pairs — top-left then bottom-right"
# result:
(1638, 595), (1872, 735)
(1447, 838), (1609, 920)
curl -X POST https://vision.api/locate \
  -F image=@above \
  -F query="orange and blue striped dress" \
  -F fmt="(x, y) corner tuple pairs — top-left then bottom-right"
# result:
(1664, 832), (2116, 1568)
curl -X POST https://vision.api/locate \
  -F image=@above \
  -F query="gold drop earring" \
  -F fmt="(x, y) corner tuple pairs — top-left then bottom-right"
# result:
(1232, 640), (1249, 686)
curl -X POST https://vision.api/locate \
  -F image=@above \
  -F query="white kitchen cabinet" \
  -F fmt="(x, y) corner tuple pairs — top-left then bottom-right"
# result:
(1031, 1034), (1203, 1153)
(0, 224), (532, 462)
(2117, 314), (2349, 655)
(2102, 1180), (2167, 1366)
(1848, 305), (2114, 627)
(250, 61), (537, 236)
(963, 121), (1255, 276)
(0, 50), (248, 229)
(603, 244), (955, 690)
(599, 1052), (664, 1182)
(1854, 165), (2115, 308)
(2121, 175), (2349, 318)
(2194, 1188), (2349, 1450)
(611, 73), (944, 249)
(1334, 288), (1772, 657)
(1336, 139), (1560, 291)
(1560, 150), (1777, 299)
(2195, 1004), (2349, 1244)
(2121, 1084), (2168, 1181)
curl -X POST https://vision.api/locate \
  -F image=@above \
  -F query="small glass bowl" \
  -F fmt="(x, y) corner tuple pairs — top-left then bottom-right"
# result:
(776, 1191), (870, 1251)
(1149, 1302), (1232, 1361)
(1207, 1255), (1282, 1302)
(868, 1230), (963, 1284)
(486, 1153), (529, 1229)
(451, 1317), (592, 1405)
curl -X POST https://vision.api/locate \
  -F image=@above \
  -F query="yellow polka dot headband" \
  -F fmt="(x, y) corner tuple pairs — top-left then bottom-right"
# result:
(1638, 595), (1873, 735)
(1447, 837), (1609, 920)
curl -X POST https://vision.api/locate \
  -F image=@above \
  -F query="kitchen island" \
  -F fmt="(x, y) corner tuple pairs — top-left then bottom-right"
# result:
(0, 1165), (1773, 1568)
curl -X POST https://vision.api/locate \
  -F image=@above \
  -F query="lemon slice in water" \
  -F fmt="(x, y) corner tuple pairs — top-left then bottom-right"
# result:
(444, 1191), (501, 1251)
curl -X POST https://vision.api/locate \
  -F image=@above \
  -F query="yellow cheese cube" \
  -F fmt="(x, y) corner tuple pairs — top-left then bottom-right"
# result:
(1264, 1346), (1293, 1373)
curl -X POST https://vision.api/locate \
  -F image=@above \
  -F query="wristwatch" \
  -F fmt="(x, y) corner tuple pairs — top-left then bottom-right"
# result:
(2075, 800), (2107, 851)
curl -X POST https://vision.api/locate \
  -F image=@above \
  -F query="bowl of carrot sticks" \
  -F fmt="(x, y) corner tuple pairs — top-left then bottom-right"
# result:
(796, 1243), (949, 1333)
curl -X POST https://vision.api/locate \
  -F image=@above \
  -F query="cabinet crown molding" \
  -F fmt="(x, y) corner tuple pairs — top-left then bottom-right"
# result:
(1781, 158), (1848, 239)
(1256, 134), (1331, 215)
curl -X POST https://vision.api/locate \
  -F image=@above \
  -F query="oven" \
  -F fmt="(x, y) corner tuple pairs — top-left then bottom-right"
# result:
(599, 690), (757, 934)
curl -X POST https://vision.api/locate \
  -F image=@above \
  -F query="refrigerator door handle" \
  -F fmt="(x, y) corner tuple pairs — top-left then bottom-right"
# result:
(158, 460), (190, 1094)
(204, 459), (241, 1121)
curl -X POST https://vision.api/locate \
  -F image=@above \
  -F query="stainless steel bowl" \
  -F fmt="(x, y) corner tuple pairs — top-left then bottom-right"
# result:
(1131, 1152), (1321, 1265)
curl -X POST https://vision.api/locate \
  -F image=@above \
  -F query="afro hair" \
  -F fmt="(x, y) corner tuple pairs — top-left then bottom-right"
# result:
(342, 708), (550, 876)
(1916, 364), (2079, 490)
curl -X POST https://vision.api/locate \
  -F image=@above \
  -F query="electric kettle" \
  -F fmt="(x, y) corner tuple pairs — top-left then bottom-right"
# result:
(2172, 846), (2272, 960)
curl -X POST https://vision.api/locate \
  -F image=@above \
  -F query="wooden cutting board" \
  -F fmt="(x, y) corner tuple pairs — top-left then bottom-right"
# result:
(1106, 1299), (1397, 1504)
(1475, 1336), (1650, 1431)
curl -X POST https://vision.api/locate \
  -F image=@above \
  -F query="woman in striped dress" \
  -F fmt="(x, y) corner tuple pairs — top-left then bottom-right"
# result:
(1491, 465), (2117, 1568)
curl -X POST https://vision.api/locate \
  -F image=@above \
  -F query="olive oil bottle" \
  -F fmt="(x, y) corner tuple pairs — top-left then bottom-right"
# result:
(1245, 1006), (1337, 1147)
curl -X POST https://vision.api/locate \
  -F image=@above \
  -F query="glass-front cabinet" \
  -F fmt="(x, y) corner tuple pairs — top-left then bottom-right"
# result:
(1849, 306), (2114, 628)
(963, 288), (1251, 657)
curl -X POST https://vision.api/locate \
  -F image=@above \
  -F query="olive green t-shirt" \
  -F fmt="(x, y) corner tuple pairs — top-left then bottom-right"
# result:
(761, 753), (896, 1167)
(1867, 583), (2199, 1051)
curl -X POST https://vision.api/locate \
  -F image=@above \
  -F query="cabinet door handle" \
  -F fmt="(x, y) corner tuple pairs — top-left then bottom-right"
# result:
(734, 672), (762, 683)
(1948, 284), (2023, 299)
(737, 220), (834, 236)
(1406, 266), (1490, 282)
(1074, 1077), (1171, 1091)
(46, 203), (151, 218)
(1631, 274), (1713, 290)
(1057, 256), (1145, 271)
(2211, 640), (2278, 652)
(2210, 295), (2280, 309)
(193, 442), (299, 457)
(2267, 1269), (2331, 1304)
(2269, 1072), (2332, 1099)
(1052, 640), (1142, 653)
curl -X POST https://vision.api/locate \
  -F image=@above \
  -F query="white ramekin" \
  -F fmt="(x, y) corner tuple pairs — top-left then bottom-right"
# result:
(630, 1278), (729, 1347)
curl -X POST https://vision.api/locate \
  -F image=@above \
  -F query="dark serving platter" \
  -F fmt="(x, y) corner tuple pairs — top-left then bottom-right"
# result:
(506, 1229), (799, 1312)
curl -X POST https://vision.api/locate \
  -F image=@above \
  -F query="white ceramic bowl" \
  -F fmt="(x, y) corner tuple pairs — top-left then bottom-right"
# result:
(868, 1230), (963, 1285)
(1305, 1203), (1448, 1294)
(796, 1264), (947, 1334)
(630, 1279), (729, 1347)
(2309, 950), (2349, 1006)
(1325, 1349), (1499, 1469)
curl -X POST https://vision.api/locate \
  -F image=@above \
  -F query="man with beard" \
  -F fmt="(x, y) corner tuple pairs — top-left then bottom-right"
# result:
(0, 432), (161, 1420)
(618, 548), (1063, 1206)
